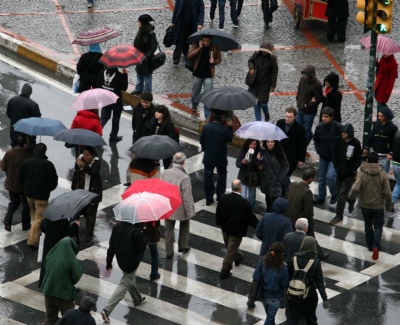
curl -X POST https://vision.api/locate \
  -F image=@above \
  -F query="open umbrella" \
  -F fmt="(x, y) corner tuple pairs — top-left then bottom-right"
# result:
(129, 135), (181, 160)
(186, 29), (240, 51)
(235, 121), (288, 141)
(122, 179), (182, 219)
(72, 26), (122, 46)
(13, 117), (66, 137)
(360, 35), (400, 56)
(197, 87), (257, 111)
(113, 192), (172, 224)
(43, 190), (98, 221)
(54, 128), (107, 147)
(70, 88), (119, 111)
(99, 44), (145, 68)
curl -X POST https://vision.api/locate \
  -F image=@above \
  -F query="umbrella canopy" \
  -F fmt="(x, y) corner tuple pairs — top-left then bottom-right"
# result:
(360, 35), (400, 56)
(70, 88), (119, 111)
(122, 178), (182, 219)
(99, 44), (145, 68)
(197, 87), (257, 111)
(235, 121), (288, 141)
(13, 117), (66, 136)
(43, 190), (98, 221)
(54, 128), (107, 147)
(72, 26), (122, 46)
(129, 135), (181, 160)
(186, 29), (240, 51)
(113, 192), (172, 224)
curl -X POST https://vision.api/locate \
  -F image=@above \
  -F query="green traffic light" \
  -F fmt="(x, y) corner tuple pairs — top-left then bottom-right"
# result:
(377, 0), (390, 5)
(376, 24), (388, 33)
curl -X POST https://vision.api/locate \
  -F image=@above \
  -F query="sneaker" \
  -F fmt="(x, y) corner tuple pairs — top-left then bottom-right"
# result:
(87, 2), (93, 8)
(232, 23), (238, 28)
(101, 310), (110, 323)
(329, 215), (343, 225)
(372, 247), (379, 260)
(178, 247), (191, 254)
(330, 196), (338, 205)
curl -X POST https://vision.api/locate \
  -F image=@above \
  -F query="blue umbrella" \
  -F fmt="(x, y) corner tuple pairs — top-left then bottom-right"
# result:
(14, 117), (67, 138)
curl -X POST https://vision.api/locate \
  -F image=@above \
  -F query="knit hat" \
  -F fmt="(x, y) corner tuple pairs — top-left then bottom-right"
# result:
(89, 43), (101, 53)
(138, 14), (154, 25)
(299, 236), (317, 255)
(324, 72), (339, 89)
(378, 106), (394, 121)
(79, 296), (96, 313)
(259, 41), (273, 55)
(21, 83), (32, 96)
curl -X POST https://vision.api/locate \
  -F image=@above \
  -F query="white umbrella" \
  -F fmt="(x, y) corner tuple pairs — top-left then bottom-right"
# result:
(235, 121), (288, 141)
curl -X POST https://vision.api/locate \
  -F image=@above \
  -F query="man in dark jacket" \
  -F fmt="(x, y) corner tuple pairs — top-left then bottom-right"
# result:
(330, 123), (362, 224)
(200, 109), (233, 205)
(1, 135), (32, 232)
(131, 92), (156, 144)
(391, 130), (400, 205)
(283, 218), (308, 262)
(216, 180), (259, 279)
(325, 0), (349, 43)
(256, 198), (292, 256)
(60, 296), (96, 325)
(171, 0), (204, 65)
(101, 221), (146, 322)
(18, 143), (58, 250)
(6, 83), (41, 148)
(277, 107), (307, 195)
(313, 107), (342, 205)
(364, 106), (398, 173)
(76, 43), (103, 93)
(296, 65), (323, 146)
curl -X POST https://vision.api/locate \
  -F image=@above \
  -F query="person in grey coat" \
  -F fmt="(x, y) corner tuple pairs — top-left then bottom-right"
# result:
(283, 218), (308, 262)
(161, 152), (196, 259)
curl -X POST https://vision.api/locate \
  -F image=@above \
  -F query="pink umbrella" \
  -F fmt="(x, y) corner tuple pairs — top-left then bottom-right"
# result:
(360, 35), (400, 56)
(70, 88), (119, 111)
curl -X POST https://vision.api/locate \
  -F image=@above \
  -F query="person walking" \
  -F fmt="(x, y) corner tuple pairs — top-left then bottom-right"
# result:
(391, 130), (400, 206)
(320, 72), (342, 123)
(1, 135), (32, 232)
(171, 0), (205, 65)
(59, 296), (96, 325)
(259, 140), (289, 212)
(132, 14), (157, 94)
(71, 146), (102, 242)
(235, 0), (244, 17)
(325, 0), (349, 43)
(283, 218), (308, 262)
(18, 143), (58, 251)
(101, 220), (146, 322)
(200, 109), (233, 205)
(247, 41), (278, 122)
(286, 236), (329, 325)
(188, 36), (222, 118)
(261, 0), (279, 30)
(330, 123), (362, 224)
(296, 65), (323, 146)
(97, 67), (128, 142)
(250, 242), (289, 324)
(76, 43), (103, 93)
(131, 92), (156, 144)
(375, 54), (398, 110)
(161, 152), (196, 259)
(40, 237), (83, 325)
(348, 152), (393, 260)
(209, 0), (239, 29)
(6, 83), (41, 148)
(216, 180), (259, 279)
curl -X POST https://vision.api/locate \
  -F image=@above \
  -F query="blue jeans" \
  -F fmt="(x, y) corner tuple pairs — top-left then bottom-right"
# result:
(317, 158), (337, 199)
(262, 297), (281, 325)
(361, 207), (384, 250)
(148, 243), (159, 277)
(241, 184), (257, 210)
(204, 164), (227, 202)
(378, 155), (390, 173)
(211, 0), (240, 28)
(296, 112), (315, 146)
(254, 102), (269, 121)
(101, 100), (123, 137)
(192, 76), (213, 119)
(392, 163), (400, 203)
(134, 73), (152, 93)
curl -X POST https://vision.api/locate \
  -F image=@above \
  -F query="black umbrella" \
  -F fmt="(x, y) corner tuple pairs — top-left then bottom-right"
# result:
(186, 29), (240, 51)
(197, 86), (257, 111)
(129, 135), (181, 160)
(43, 190), (98, 221)
(54, 128), (107, 147)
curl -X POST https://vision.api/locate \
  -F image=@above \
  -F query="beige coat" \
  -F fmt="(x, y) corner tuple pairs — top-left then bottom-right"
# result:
(161, 163), (195, 220)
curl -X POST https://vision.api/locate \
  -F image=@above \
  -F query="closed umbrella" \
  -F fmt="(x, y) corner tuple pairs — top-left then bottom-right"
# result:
(198, 87), (257, 111)
(54, 128), (107, 147)
(186, 29), (240, 51)
(13, 117), (66, 137)
(360, 35), (400, 56)
(72, 26), (122, 46)
(129, 135), (181, 160)
(99, 44), (145, 68)
(70, 88), (119, 111)
(235, 121), (288, 141)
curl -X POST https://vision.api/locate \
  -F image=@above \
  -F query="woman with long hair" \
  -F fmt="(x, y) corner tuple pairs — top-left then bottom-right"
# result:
(250, 242), (289, 324)
(260, 140), (289, 212)
(236, 138), (261, 211)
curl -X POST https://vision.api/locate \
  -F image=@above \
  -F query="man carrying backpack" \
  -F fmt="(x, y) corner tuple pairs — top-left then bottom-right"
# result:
(286, 236), (329, 325)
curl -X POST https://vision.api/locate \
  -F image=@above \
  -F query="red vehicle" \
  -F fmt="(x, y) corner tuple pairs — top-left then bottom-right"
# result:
(293, 0), (328, 28)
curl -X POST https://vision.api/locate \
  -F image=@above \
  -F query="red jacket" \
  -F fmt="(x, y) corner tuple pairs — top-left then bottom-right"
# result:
(71, 110), (102, 136)
(375, 55), (398, 104)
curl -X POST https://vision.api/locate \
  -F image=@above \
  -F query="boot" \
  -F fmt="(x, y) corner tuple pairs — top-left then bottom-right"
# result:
(264, 113), (270, 121)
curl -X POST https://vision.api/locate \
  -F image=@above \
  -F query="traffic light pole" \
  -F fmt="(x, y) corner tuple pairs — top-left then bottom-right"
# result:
(362, 1), (378, 148)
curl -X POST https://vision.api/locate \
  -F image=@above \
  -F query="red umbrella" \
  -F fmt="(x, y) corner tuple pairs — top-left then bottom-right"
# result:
(99, 44), (145, 68)
(122, 179), (182, 219)
(72, 26), (122, 46)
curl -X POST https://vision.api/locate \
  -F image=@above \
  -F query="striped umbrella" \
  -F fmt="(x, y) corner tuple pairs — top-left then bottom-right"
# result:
(72, 26), (121, 46)
(99, 44), (145, 68)
(360, 35), (400, 56)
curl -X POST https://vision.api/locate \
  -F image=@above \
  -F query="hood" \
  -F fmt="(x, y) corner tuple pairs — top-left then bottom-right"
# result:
(21, 83), (32, 96)
(79, 296), (96, 313)
(301, 65), (316, 79)
(259, 41), (273, 55)
(360, 161), (382, 176)
(77, 110), (99, 119)
(341, 123), (354, 138)
(271, 198), (289, 214)
(299, 236), (317, 255)
(378, 106), (394, 121)
(324, 72), (339, 89)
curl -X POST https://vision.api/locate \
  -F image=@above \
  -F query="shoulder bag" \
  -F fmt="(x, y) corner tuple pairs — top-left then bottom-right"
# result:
(248, 259), (264, 301)
(150, 41), (166, 71)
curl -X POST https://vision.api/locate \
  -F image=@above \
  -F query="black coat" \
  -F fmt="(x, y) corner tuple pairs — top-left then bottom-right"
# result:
(313, 121), (342, 161)
(71, 158), (103, 204)
(236, 149), (261, 186)
(283, 231), (306, 262)
(97, 68), (128, 98)
(132, 103), (156, 143)
(60, 309), (96, 325)
(276, 119), (307, 176)
(18, 153), (58, 200)
(321, 90), (342, 123)
(76, 52), (104, 92)
(153, 121), (178, 142)
(365, 120), (398, 155)
(333, 136), (362, 181)
(296, 66), (323, 115)
(134, 29), (158, 76)
(392, 131), (400, 163)
(325, 0), (349, 18)
(216, 192), (258, 237)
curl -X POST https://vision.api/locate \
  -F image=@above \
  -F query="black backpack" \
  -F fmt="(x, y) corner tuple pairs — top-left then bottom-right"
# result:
(287, 256), (314, 300)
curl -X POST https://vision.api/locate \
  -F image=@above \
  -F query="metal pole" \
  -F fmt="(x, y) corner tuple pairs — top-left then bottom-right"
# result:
(362, 0), (378, 148)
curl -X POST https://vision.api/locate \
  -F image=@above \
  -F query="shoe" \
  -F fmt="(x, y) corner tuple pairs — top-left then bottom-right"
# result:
(319, 251), (331, 261)
(101, 309), (110, 323)
(205, 18), (214, 23)
(232, 23), (238, 28)
(178, 247), (191, 254)
(372, 247), (379, 260)
(313, 197), (325, 204)
(330, 196), (338, 205)
(123, 182), (131, 186)
(234, 255), (244, 266)
(134, 297), (146, 307)
(173, 60), (179, 65)
(109, 136), (123, 142)
(87, 3), (93, 8)
(348, 201), (355, 213)
(150, 274), (161, 281)
(206, 199), (214, 206)
(191, 106), (198, 112)
(247, 299), (255, 308)
(84, 235), (93, 242)
(219, 269), (232, 280)
(166, 254), (173, 259)
(22, 224), (31, 231)
(28, 245), (38, 252)
(264, 24), (270, 30)
(329, 215), (343, 225)
(219, 28), (224, 31)
(4, 224), (11, 232)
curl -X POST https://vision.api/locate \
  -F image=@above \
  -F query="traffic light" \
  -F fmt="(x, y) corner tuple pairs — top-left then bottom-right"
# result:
(356, 0), (373, 33)
(374, 0), (393, 34)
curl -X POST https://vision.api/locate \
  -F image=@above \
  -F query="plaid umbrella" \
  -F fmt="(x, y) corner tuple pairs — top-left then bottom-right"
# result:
(99, 44), (145, 68)
(72, 26), (122, 46)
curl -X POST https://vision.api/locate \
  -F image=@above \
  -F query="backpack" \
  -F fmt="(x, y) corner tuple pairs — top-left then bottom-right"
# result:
(287, 256), (314, 300)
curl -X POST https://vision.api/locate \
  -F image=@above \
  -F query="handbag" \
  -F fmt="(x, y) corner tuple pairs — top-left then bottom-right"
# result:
(185, 58), (195, 72)
(163, 26), (173, 48)
(150, 42), (166, 71)
(248, 260), (264, 301)
(245, 69), (257, 87)
(72, 73), (80, 94)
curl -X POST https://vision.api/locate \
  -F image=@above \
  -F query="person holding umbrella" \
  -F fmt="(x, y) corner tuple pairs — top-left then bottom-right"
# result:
(76, 44), (104, 93)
